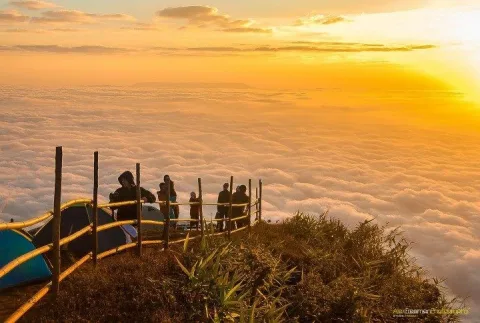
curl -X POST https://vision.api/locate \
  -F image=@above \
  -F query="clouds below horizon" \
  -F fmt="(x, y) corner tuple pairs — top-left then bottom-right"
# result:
(0, 85), (479, 318)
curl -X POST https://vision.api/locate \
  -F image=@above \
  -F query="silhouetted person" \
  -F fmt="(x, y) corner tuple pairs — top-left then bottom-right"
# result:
(189, 192), (200, 231)
(109, 171), (156, 222)
(232, 185), (249, 228)
(164, 175), (179, 228)
(157, 182), (175, 239)
(216, 183), (231, 231)
(157, 182), (173, 220)
(163, 175), (176, 197)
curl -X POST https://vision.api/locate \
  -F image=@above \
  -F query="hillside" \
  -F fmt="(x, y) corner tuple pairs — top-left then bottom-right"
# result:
(15, 213), (463, 322)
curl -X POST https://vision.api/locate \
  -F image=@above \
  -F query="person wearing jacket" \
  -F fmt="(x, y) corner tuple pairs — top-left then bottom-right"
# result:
(232, 185), (249, 228)
(157, 182), (176, 220)
(216, 183), (231, 232)
(189, 192), (200, 231)
(109, 171), (156, 222)
(163, 174), (179, 230)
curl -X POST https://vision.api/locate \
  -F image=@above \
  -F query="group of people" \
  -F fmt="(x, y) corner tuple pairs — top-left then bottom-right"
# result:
(215, 183), (250, 231)
(108, 171), (251, 231)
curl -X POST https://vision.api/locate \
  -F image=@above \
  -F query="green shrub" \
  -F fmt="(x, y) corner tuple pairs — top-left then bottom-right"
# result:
(20, 213), (464, 323)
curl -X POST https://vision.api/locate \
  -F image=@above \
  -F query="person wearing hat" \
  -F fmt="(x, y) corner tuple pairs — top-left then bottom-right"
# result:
(109, 171), (156, 222)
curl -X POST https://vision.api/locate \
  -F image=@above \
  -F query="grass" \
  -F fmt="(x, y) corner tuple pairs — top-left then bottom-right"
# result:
(14, 212), (464, 322)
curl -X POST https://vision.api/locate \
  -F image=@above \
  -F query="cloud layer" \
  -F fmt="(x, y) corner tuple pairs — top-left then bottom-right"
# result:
(157, 5), (272, 33)
(0, 44), (129, 53)
(0, 42), (437, 55)
(9, 0), (57, 10)
(295, 14), (349, 26)
(0, 86), (478, 319)
(0, 9), (29, 23)
(30, 10), (135, 24)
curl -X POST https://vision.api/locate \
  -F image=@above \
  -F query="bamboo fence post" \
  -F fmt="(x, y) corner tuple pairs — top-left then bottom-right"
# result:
(248, 179), (252, 230)
(227, 176), (233, 239)
(255, 187), (259, 220)
(52, 146), (62, 297)
(259, 179), (263, 222)
(164, 178), (171, 250)
(136, 163), (142, 257)
(198, 178), (204, 238)
(92, 151), (99, 266)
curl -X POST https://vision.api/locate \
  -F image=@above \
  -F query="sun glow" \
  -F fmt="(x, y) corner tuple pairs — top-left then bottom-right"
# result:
(450, 11), (480, 43)
(415, 8), (480, 101)
(449, 11), (480, 100)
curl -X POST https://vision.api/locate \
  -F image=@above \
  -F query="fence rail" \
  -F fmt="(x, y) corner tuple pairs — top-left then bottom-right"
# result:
(95, 200), (255, 209)
(0, 199), (92, 231)
(0, 147), (263, 323)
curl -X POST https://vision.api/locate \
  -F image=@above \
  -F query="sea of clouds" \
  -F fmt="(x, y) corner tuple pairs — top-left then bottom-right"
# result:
(0, 85), (479, 319)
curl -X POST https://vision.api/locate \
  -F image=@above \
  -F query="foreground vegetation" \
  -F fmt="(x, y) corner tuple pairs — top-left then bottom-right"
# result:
(22, 213), (464, 322)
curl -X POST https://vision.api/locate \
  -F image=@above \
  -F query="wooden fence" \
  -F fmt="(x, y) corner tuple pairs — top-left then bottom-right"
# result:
(0, 147), (263, 322)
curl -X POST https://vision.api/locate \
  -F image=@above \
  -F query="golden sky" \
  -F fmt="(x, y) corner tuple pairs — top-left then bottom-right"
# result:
(0, 0), (479, 100)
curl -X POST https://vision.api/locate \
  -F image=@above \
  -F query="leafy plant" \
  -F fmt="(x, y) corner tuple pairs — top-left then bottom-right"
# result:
(20, 212), (465, 323)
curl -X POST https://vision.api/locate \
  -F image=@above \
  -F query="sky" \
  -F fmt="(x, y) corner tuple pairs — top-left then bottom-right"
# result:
(0, 0), (480, 321)
(0, 0), (479, 99)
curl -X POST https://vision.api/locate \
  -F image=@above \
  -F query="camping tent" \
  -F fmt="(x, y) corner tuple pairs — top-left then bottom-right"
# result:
(33, 204), (135, 258)
(0, 229), (52, 290)
(141, 205), (164, 232)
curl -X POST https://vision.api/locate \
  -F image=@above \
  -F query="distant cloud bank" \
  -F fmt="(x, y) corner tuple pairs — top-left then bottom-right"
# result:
(0, 42), (437, 54)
